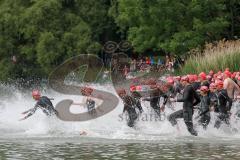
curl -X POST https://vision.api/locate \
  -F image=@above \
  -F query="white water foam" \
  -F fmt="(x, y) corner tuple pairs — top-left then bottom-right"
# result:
(1, 83), (240, 141)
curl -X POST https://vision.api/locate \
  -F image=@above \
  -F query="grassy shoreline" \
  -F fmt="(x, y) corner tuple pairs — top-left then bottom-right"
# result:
(179, 40), (240, 74)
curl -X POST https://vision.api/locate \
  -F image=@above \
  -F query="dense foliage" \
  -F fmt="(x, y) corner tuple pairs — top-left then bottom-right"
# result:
(110, 0), (240, 54)
(0, 0), (239, 81)
(0, 0), (114, 80)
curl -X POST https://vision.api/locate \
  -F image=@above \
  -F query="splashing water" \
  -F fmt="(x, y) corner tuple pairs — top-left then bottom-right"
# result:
(1, 83), (240, 142)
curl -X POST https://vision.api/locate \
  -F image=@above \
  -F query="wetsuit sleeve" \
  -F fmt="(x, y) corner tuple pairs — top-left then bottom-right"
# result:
(175, 85), (182, 95)
(176, 87), (190, 102)
(206, 96), (210, 106)
(193, 89), (201, 106)
(136, 100), (143, 112)
(24, 104), (39, 119)
(202, 97), (210, 113)
(163, 95), (168, 105)
(42, 109), (50, 116)
(173, 83), (182, 96)
(225, 92), (233, 111)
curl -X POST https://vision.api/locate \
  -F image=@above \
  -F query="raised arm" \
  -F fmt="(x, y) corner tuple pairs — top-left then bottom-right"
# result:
(20, 104), (39, 121)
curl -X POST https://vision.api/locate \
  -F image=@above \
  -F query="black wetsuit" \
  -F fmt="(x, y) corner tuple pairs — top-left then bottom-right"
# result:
(169, 82), (183, 98)
(214, 89), (232, 129)
(198, 94), (211, 129)
(134, 98), (143, 114)
(122, 95), (139, 127)
(164, 85), (182, 111)
(131, 91), (143, 113)
(209, 92), (219, 112)
(24, 96), (57, 119)
(168, 84), (200, 136)
(86, 98), (96, 115)
(144, 89), (167, 117)
(233, 78), (238, 85)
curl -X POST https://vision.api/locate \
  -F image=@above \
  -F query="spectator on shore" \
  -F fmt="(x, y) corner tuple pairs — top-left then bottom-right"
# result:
(112, 51), (188, 78)
(150, 56), (155, 65)
(157, 57), (163, 66)
(123, 65), (129, 79)
(165, 55), (170, 66)
(138, 58), (143, 70)
(165, 55), (174, 72)
(130, 59), (137, 72)
(146, 57), (150, 65)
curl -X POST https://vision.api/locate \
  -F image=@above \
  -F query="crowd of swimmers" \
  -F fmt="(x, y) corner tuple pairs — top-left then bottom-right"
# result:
(20, 68), (240, 136)
(117, 68), (240, 136)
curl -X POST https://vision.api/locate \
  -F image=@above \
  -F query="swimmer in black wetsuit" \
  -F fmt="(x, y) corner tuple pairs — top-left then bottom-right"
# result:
(168, 76), (200, 136)
(209, 83), (219, 113)
(131, 91), (143, 114)
(143, 86), (168, 117)
(141, 79), (164, 116)
(171, 81), (183, 98)
(198, 86), (211, 129)
(86, 98), (96, 115)
(118, 89), (139, 128)
(82, 87), (97, 115)
(173, 76), (183, 95)
(160, 78), (182, 112)
(20, 90), (57, 121)
(214, 81), (233, 129)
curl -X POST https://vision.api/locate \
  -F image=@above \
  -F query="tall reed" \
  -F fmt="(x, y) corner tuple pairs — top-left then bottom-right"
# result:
(180, 40), (240, 74)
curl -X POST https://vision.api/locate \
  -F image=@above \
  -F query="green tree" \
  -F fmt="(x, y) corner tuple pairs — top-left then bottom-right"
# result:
(0, 0), (115, 81)
(111, 0), (229, 54)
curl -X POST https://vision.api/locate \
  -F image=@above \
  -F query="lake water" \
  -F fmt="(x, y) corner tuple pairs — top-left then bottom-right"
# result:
(1, 84), (240, 159)
(1, 137), (240, 160)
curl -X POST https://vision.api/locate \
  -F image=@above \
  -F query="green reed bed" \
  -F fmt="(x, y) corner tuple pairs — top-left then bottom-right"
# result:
(180, 40), (240, 74)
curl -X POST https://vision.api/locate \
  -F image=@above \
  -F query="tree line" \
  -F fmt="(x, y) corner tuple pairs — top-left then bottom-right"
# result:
(0, 0), (239, 81)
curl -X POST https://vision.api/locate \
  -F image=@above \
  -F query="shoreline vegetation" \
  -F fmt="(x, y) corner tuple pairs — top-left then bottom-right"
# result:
(0, 1), (239, 82)
(180, 40), (240, 75)
(2, 39), (240, 88)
